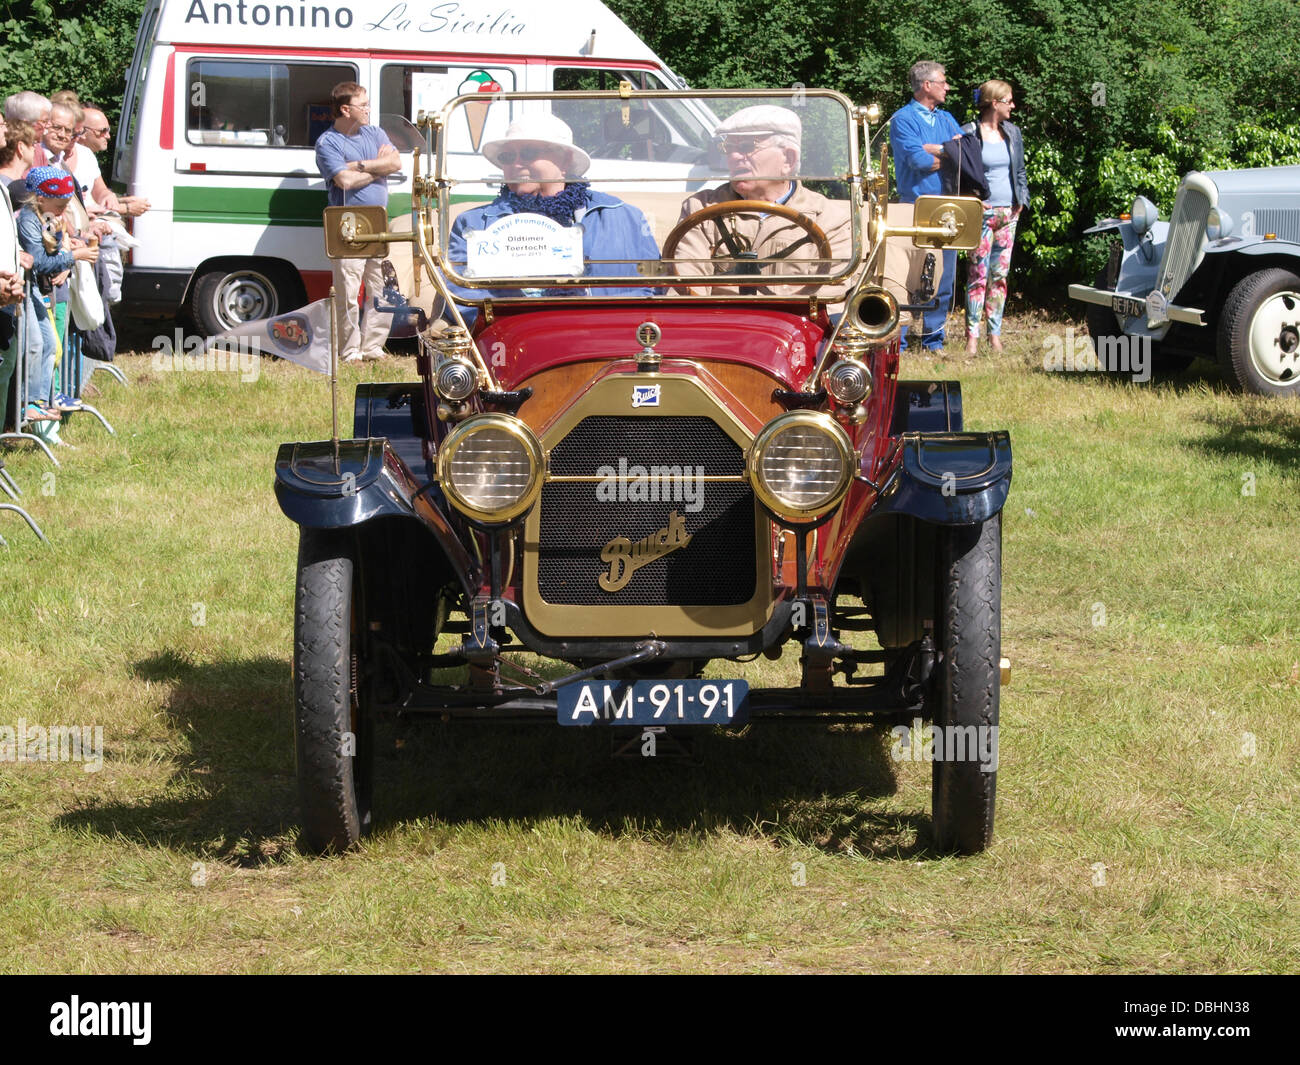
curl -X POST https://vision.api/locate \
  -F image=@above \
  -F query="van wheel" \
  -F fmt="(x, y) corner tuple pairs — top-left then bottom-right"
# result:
(188, 265), (292, 336)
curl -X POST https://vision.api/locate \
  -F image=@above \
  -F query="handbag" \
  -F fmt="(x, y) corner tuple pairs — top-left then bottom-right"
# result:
(69, 257), (105, 331)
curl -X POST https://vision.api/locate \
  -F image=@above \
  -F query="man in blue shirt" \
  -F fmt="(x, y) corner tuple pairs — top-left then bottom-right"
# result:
(315, 82), (401, 362)
(889, 61), (962, 352)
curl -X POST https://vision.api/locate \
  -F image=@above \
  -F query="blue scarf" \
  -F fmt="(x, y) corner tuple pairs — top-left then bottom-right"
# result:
(497, 181), (592, 226)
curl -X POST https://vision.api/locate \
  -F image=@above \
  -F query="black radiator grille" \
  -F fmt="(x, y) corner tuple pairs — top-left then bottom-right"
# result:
(537, 416), (756, 606)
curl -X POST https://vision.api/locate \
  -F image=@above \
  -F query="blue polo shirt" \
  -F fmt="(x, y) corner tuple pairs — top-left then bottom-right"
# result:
(315, 124), (394, 207)
(888, 99), (961, 203)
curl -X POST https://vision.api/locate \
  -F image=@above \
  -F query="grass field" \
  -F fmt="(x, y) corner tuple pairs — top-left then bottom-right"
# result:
(1, 312), (1296, 973)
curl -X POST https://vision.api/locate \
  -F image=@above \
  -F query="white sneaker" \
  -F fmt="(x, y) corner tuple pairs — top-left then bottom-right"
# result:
(362, 349), (387, 362)
(342, 352), (364, 365)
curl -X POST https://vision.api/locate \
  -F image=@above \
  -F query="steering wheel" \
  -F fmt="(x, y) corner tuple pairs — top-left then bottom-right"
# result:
(661, 200), (833, 269)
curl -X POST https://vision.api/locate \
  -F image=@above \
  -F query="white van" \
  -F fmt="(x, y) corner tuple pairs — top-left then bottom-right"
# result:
(112, 0), (706, 334)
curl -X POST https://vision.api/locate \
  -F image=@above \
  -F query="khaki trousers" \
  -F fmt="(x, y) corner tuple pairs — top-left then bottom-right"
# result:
(331, 256), (388, 359)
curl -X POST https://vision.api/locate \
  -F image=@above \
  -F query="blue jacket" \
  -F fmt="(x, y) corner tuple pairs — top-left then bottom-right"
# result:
(17, 205), (74, 279)
(959, 120), (1031, 210)
(446, 189), (660, 325)
(889, 99), (962, 203)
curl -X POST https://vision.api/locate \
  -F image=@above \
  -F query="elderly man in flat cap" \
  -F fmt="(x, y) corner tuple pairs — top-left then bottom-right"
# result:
(670, 105), (850, 299)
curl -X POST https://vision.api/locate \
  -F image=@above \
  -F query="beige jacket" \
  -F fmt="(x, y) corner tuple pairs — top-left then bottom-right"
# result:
(671, 182), (853, 300)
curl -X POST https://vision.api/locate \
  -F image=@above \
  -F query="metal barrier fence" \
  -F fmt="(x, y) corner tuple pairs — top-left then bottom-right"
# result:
(1, 278), (126, 545)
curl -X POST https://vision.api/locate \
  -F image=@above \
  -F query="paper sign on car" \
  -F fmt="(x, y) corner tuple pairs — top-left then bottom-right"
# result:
(465, 214), (585, 278)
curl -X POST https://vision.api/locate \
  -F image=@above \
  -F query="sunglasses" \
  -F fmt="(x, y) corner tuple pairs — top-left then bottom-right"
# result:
(719, 136), (777, 155)
(496, 146), (551, 165)
(80, 126), (111, 137)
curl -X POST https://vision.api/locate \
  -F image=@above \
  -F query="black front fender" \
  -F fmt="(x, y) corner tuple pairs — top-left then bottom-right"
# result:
(274, 437), (478, 591)
(874, 430), (1012, 525)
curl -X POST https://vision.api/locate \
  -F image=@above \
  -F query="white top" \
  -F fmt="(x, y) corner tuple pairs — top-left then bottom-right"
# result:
(69, 145), (104, 205)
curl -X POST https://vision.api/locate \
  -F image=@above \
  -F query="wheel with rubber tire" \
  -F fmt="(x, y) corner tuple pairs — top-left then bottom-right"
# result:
(1217, 267), (1300, 396)
(188, 265), (292, 336)
(930, 514), (1001, 855)
(294, 527), (372, 854)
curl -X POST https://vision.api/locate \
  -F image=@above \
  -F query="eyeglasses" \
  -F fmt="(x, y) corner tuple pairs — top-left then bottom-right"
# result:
(47, 124), (74, 135)
(346, 101), (370, 111)
(496, 146), (551, 165)
(720, 136), (778, 156)
(81, 126), (110, 137)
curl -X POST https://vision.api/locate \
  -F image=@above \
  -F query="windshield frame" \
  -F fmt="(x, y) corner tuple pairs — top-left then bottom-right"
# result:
(427, 87), (864, 300)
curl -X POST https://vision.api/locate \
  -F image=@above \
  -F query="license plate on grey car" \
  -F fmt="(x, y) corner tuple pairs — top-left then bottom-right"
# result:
(1112, 295), (1145, 320)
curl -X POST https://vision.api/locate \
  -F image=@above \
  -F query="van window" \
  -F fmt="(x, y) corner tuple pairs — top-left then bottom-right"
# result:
(187, 59), (356, 147)
(552, 67), (711, 161)
(379, 64), (516, 156)
(379, 64), (516, 124)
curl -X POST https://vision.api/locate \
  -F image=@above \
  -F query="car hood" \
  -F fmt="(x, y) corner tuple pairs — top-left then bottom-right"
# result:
(475, 302), (828, 391)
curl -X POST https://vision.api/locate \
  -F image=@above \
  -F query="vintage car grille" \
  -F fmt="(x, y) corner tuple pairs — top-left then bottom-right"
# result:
(537, 416), (756, 606)
(1155, 185), (1211, 299)
(1251, 209), (1300, 244)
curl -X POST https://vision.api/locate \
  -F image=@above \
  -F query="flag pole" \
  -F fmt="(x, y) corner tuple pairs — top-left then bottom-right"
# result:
(329, 285), (340, 475)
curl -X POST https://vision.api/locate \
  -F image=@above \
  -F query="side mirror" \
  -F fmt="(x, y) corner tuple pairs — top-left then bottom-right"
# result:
(911, 195), (983, 250)
(323, 205), (391, 259)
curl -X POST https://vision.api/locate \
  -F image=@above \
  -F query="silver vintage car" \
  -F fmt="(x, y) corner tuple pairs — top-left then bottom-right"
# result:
(1069, 165), (1300, 396)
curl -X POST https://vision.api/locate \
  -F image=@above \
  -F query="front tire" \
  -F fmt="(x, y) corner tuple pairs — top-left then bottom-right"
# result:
(1217, 267), (1300, 396)
(930, 515), (1001, 855)
(294, 528), (373, 854)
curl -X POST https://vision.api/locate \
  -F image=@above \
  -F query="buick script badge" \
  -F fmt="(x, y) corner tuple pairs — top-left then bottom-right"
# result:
(599, 511), (692, 592)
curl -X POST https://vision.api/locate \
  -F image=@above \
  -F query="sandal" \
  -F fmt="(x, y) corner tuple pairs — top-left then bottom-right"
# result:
(25, 403), (59, 423)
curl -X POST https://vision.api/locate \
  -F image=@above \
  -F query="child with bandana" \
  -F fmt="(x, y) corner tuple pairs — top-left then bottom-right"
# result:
(16, 165), (98, 426)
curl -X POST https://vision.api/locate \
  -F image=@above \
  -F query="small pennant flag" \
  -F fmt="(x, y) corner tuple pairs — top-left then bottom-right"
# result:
(204, 297), (333, 375)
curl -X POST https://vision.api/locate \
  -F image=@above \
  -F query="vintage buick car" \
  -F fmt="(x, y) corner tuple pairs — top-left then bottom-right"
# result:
(1069, 165), (1300, 396)
(275, 89), (1010, 855)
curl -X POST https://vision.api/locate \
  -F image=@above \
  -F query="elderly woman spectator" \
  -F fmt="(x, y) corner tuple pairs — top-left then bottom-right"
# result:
(961, 79), (1029, 355)
(4, 91), (50, 141)
(446, 114), (659, 326)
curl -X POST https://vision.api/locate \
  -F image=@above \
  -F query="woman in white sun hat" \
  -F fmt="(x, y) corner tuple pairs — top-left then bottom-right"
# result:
(446, 113), (660, 324)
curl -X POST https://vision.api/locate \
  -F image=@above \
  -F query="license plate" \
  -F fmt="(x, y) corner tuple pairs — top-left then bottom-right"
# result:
(1112, 295), (1145, 320)
(558, 679), (750, 726)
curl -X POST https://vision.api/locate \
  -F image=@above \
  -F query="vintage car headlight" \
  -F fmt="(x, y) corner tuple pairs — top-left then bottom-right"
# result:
(435, 356), (480, 401)
(824, 359), (873, 405)
(1130, 195), (1158, 236)
(1206, 207), (1234, 240)
(748, 411), (855, 522)
(437, 414), (543, 523)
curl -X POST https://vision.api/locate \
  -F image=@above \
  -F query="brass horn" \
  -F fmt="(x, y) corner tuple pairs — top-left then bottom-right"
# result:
(848, 286), (900, 341)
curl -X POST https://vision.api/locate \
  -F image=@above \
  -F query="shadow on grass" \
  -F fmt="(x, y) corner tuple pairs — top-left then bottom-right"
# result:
(1189, 403), (1300, 469)
(379, 717), (933, 859)
(56, 650), (935, 861)
(55, 650), (297, 867)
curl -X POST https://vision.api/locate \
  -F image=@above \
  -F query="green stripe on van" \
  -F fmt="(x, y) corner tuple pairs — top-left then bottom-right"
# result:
(173, 187), (416, 226)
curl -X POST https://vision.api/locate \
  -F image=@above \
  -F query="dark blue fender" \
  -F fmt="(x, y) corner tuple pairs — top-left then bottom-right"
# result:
(274, 437), (478, 592)
(891, 380), (963, 434)
(874, 430), (1012, 525)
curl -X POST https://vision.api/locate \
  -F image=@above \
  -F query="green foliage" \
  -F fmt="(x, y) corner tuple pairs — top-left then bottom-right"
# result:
(0, 0), (147, 126)
(2, 0), (1297, 296)
(609, 0), (1300, 291)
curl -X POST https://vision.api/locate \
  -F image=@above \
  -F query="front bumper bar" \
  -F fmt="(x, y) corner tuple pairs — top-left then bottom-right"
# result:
(1067, 283), (1206, 327)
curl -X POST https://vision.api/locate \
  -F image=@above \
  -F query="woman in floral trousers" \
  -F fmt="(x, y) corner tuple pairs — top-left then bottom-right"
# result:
(963, 80), (1030, 355)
